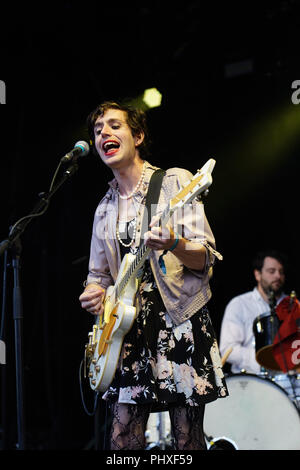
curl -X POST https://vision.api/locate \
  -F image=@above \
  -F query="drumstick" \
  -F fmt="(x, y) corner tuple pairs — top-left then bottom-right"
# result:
(221, 347), (233, 366)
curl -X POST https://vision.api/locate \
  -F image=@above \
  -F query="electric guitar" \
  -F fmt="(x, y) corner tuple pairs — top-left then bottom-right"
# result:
(83, 158), (216, 392)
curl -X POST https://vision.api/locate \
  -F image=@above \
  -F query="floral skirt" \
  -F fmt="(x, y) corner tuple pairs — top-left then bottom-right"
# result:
(103, 261), (228, 411)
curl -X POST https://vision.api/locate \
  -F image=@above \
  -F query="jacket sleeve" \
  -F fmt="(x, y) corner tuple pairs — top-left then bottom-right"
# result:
(86, 201), (114, 290)
(166, 168), (222, 275)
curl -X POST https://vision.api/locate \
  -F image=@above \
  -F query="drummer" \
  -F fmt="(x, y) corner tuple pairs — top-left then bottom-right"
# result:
(219, 250), (287, 374)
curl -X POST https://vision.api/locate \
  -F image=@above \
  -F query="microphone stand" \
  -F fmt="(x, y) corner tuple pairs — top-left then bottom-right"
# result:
(0, 159), (79, 449)
(268, 289), (277, 342)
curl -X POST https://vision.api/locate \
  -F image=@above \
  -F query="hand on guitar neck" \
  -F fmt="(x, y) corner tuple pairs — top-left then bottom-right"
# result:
(144, 217), (207, 271)
(79, 283), (106, 316)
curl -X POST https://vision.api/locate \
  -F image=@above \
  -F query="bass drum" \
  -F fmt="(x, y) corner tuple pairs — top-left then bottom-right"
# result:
(204, 373), (300, 450)
(145, 411), (173, 450)
(272, 373), (300, 406)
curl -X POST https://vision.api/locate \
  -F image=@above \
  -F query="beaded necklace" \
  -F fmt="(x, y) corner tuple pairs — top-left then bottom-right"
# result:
(116, 162), (146, 200)
(116, 163), (146, 247)
(116, 217), (137, 248)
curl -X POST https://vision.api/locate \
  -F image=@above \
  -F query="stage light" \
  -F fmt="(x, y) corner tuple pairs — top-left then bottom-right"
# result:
(142, 88), (162, 108)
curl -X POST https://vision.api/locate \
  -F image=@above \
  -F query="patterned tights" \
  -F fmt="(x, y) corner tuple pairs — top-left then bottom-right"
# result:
(109, 402), (207, 450)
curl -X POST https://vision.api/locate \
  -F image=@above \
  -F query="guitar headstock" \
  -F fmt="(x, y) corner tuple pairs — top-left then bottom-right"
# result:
(169, 158), (216, 210)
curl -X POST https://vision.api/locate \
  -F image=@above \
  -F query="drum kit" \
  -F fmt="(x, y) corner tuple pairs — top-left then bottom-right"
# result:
(146, 292), (300, 450)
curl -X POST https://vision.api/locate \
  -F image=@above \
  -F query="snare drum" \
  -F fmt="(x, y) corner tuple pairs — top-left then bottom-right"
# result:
(204, 373), (300, 450)
(253, 312), (281, 371)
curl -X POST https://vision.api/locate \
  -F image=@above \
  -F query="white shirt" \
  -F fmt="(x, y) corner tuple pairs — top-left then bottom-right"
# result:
(220, 287), (286, 374)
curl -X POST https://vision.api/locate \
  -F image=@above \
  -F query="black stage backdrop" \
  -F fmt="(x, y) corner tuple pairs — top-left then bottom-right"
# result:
(0, 1), (299, 450)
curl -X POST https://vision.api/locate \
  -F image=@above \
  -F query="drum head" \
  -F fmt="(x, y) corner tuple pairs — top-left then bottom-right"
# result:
(204, 373), (300, 450)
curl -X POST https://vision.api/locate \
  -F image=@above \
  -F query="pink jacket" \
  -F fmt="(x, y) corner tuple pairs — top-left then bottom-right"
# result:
(86, 161), (222, 325)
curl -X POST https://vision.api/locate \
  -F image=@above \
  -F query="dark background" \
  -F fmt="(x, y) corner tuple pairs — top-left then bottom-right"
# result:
(0, 1), (300, 450)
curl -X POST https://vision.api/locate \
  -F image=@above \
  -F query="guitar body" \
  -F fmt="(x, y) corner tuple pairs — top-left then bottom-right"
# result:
(83, 158), (217, 393)
(86, 253), (138, 392)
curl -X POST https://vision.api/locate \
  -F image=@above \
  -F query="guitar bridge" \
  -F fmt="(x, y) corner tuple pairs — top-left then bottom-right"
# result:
(85, 324), (98, 358)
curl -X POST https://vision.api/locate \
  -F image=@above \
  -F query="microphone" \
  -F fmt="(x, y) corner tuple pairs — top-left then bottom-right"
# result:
(61, 141), (90, 163)
(289, 290), (296, 312)
(268, 288), (275, 300)
(267, 288), (276, 310)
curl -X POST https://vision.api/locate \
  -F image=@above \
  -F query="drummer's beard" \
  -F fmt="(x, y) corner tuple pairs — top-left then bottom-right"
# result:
(261, 279), (284, 298)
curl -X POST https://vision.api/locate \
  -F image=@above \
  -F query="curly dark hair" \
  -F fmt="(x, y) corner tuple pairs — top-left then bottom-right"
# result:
(86, 100), (151, 159)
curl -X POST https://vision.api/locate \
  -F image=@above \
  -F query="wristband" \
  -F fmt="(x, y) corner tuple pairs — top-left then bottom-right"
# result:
(158, 233), (180, 274)
(169, 233), (179, 251)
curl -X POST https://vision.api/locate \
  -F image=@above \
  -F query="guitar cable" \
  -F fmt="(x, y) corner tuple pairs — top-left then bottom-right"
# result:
(79, 359), (99, 416)
(79, 359), (111, 450)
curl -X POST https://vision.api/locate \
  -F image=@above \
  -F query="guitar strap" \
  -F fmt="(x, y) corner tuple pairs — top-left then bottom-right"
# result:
(139, 168), (166, 247)
(133, 168), (165, 283)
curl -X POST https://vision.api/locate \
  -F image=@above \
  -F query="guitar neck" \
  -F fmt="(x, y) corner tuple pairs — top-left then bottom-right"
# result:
(116, 243), (150, 298)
